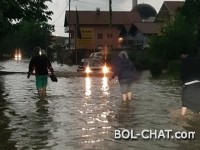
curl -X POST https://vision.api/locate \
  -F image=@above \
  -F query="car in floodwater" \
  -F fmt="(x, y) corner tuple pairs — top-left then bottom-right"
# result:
(77, 52), (111, 76)
(14, 50), (22, 61)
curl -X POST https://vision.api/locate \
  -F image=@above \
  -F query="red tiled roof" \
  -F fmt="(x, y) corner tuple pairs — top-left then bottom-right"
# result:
(64, 10), (142, 26)
(134, 22), (162, 34)
(163, 1), (184, 15)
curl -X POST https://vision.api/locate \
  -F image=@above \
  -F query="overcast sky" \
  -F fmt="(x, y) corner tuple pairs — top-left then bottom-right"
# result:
(47, 0), (184, 37)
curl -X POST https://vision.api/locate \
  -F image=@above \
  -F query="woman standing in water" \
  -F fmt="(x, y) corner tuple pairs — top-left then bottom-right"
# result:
(110, 51), (135, 101)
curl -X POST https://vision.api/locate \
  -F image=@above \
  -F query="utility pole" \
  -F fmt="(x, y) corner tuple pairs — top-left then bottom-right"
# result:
(106, 0), (112, 62)
(75, 6), (78, 65)
(68, 0), (71, 52)
(67, 0), (72, 65)
(109, 0), (112, 29)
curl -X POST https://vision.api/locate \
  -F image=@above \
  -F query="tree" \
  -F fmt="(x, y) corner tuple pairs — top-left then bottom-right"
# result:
(148, 1), (200, 77)
(0, 0), (54, 57)
(12, 21), (54, 57)
(149, 14), (196, 62)
(0, 0), (53, 22)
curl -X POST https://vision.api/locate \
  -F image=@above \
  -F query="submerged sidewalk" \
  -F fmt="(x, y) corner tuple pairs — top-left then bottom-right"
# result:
(0, 59), (83, 76)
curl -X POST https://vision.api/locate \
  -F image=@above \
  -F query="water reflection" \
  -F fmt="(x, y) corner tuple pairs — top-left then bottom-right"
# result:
(84, 76), (110, 97)
(1, 61), (200, 149)
(28, 99), (51, 149)
(85, 77), (91, 96)
(101, 76), (109, 95)
(0, 77), (17, 150)
(116, 101), (136, 128)
(177, 116), (200, 150)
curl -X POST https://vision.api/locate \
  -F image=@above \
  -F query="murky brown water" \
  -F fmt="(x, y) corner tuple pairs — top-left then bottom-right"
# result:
(0, 60), (200, 150)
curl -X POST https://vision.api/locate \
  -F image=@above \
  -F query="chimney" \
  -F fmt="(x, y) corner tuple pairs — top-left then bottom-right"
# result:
(132, 0), (137, 9)
(96, 7), (100, 15)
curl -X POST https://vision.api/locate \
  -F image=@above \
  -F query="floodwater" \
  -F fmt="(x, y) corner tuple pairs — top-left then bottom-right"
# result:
(0, 59), (200, 150)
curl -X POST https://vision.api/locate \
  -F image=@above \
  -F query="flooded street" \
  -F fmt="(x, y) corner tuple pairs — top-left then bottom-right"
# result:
(0, 59), (200, 150)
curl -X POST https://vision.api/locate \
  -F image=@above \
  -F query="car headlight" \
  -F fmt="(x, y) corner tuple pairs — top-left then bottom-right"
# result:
(85, 66), (91, 74)
(102, 65), (109, 74)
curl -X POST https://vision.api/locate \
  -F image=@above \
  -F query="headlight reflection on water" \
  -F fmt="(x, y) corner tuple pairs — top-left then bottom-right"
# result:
(85, 77), (91, 96)
(85, 76), (110, 96)
(102, 77), (109, 95)
(81, 76), (111, 145)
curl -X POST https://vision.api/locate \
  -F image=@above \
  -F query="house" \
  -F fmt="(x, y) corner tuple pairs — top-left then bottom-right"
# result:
(155, 1), (184, 23)
(133, 22), (162, 48)
(50, 36), (68, 48)
(50, 36), (68, 63)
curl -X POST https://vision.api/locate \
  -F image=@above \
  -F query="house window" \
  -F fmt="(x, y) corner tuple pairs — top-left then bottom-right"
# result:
(97, 34), (103, 39)
(136, 34), (144, 45)
(107, 33), (113, 38)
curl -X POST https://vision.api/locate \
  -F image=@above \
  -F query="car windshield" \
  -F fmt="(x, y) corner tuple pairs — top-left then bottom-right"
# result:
(90, 52), (103, 58)
(84, 59), (103, 67)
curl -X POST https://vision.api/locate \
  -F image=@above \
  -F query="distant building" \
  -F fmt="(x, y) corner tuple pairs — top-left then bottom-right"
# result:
(155, 1), (184, 23)
(50, 36), (68, 64)
(63, 0), (185, 64)
(50, 36), (68, 48)
(64, 0), (160, 53)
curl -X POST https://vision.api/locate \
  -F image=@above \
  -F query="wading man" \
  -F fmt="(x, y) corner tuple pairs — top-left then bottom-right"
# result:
(27, 47), (54, 97)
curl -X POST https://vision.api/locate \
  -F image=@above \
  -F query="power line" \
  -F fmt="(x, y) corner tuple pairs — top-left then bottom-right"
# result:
(54, 26), (66, 27)
(71, 0), (131, 10)
(49, 0), (131, 25)
(74, 0), (108, 6)
(50, 3), (69, 25)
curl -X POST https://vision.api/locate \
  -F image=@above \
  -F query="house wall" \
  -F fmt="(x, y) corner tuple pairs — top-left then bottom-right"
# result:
(71, 25), (121, 50)
(93, 26), (121, 50)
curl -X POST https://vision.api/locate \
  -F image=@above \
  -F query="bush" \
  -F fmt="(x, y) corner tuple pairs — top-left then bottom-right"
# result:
(167, 60), (181, 78)
(149, 60), (163, 77)
(128, 49), (149, 71)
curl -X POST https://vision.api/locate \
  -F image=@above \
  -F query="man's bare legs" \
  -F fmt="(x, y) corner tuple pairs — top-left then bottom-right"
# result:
(127, 92), (132, 100)
(38, 88), (47, 97)
(181, 107), (187, 116)
(122, 94), (127, 101)
(122, 92), (132, 101)
(42, 88), (47, 96)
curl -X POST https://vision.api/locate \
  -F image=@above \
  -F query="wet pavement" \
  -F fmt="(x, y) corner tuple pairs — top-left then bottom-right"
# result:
(0, 59), (200, 150)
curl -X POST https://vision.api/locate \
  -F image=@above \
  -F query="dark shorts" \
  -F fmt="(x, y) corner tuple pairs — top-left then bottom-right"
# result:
(119, 78), (133, 94)
(182, 82), (200, 112)
(36, 75), (48, 89)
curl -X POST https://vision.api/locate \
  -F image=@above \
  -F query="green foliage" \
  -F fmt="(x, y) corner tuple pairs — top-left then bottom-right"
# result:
(0, 21), (54, 57)
(128, 50), (149, 70)
(0, 0), (54, 57)
(149, 59), (163, 77)
(0, 20), (15, 53)
(0, 0), (53, 22)
(181, 0), (200, 22)
(149, 0), (200, 77)
(149, 14), (197, 63)
(167, 60), (181, 79)
(16, 22), (54, 57)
